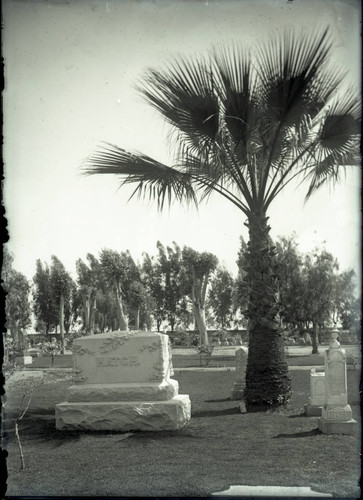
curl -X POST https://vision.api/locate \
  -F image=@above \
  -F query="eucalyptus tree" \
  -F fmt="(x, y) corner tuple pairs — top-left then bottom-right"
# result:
(2, 248), (31, 343)
(49, 255), (74, 352)
(33, 259), (58, 335)
(182, 247), (218, 345)
(303, 248), (339, 354)
(141, 252), (165, 331)
(85, 29), (360, 409)
(156, 241), (185, 333)
(275, 234), (306, 331)
(76, 258), (98, 334)
(207, 266), (233, 330)
(99, 249), (131, 330)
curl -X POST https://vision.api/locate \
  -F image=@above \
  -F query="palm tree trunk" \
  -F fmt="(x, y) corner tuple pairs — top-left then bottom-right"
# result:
(244, 212), (291, 410)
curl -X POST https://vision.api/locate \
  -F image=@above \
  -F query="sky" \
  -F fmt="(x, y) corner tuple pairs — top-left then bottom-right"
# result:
(2, 0), (362, 286)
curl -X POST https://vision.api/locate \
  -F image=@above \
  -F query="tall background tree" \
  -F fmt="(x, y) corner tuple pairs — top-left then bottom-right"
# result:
(302, 248), (339, 353)
(207, 266), (233, 330)
(85, 28), (359, 409)
(49, 255), (74, 352)
(156, 241), (185, 333)
(141, 252), (165, 331)
(182, 247), (218, 345)
(2, 248), (31, 344)
(76, 257), (98, 334)
(99, 249), (129, 330)
(275, 234), (306, 332)
(33, 259), (58, 335)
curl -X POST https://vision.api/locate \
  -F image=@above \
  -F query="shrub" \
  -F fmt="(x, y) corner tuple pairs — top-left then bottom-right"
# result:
(40, 339), (62, 366)
(196, 344), (214, 367)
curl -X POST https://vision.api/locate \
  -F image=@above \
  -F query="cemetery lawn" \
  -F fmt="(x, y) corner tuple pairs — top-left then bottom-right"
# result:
(3, 369), (361, 498)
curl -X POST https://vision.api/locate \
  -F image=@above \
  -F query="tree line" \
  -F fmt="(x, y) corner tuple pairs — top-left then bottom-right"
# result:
(3, 234), (360, 354)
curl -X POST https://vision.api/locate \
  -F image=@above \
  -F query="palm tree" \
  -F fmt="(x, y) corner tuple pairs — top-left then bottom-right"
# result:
(84, 28), (360, 410)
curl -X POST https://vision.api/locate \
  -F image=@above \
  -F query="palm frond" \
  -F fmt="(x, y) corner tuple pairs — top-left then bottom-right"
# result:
(212, 44), (257, 164)
(136, 57), (219, 155)
(316, 89), (360, 156)
(178, 152), (250, 212)
(256, 27), (336, 126)
(303, 146), (360, 201)
(83, 143), (198, 211)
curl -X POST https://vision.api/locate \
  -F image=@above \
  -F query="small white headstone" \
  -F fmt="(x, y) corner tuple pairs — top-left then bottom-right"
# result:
(23, 356), (33, 365)
(305, 368), (325, 416)
(231, 346), (247, 400)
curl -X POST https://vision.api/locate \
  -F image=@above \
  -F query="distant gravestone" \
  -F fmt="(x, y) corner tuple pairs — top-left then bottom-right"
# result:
(231, 346), (247, 400)
(304, 332), (312, 345)
(318, 330), (357, 434)
(56, 331), (190, 431)
(305, 368), (325, 416)
(339, 330), (351, 344)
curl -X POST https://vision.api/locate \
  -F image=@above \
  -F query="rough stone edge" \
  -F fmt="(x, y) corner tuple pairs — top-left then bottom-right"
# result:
(318, 417), (358, 435)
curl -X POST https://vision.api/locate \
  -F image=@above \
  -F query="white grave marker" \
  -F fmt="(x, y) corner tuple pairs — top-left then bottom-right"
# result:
(318, 330), (357, 434)
(231, 346), (247, 400)
(305, 368), (325, 416)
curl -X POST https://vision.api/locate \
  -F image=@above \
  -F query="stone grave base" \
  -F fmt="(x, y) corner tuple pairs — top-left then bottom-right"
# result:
(230, 382), (245, 400)
(56, 394), (191, 431)
(66, 380), (179, 402)
(318, 417), (357, 435)
(304, 403), (323, 417)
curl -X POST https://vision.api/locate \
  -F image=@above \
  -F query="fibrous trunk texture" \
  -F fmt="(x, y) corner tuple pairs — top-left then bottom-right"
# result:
(244, 212), (291, 410)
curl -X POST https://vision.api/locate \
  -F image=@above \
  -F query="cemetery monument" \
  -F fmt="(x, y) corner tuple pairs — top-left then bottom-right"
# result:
(56, 330), (191, 431)
(318, 330), (357, 434)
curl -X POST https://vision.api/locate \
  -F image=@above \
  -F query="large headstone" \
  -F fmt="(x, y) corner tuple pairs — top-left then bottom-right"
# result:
(305, 368), (325, 416)
(56, 331), (191, 431)
(318, 330), (357, 434)
(230, 346), (247, 400)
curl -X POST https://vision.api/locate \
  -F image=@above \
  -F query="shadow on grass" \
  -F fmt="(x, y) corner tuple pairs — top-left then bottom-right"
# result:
(192, 407), (240, 418)
(2, 409), (82, 447)
(274, 428), (321, 439)
(204, 398), (231, 403)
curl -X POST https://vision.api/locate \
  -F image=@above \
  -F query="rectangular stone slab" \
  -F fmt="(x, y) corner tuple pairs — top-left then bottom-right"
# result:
(72, 331), (172, 385)
(56, 394), (191, 431)
(66, 379), (179, 402)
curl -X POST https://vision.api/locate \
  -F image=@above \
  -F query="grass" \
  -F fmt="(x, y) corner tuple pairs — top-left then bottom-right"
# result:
(2, 369), (361, 498)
